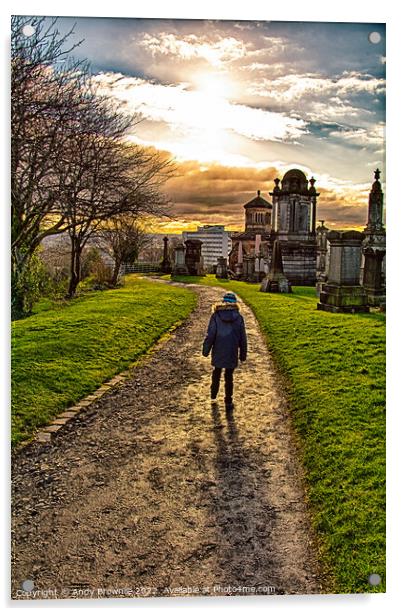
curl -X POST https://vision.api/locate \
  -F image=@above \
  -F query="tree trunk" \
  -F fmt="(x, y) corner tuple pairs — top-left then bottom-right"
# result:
(11, 272), (25, 320)
(111, 257), (122, 287)
(11, 248), (30, 320)
(67, 238), (82, 298)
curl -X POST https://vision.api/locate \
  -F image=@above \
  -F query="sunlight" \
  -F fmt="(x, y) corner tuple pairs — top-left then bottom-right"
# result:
(193, 72), (234, 101)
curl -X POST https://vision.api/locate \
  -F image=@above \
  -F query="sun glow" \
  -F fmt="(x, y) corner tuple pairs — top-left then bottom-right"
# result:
(193, 72), (234, 101)
(93, 72), (306, 166)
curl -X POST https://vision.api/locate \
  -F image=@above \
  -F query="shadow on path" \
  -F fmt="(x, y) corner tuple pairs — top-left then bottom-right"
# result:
(208, 401), (280, 592)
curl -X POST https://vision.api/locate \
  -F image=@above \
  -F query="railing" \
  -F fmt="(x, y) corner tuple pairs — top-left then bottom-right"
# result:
(123, 262), (162, 273)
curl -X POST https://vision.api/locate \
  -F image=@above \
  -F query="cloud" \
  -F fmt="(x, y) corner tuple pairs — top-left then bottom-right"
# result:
(313, 173), (381, 229)
(327, 123), (385, 149)
(162, 159), (278, 229)
(158, 158), (375, 231)
(92, 72), (308, 147)
(246, 71), (385, 104)
(138, 32), (248, 67)
(306, 100), (369, 123)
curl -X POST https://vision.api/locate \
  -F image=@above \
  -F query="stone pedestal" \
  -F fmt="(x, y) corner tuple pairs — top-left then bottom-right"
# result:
(318, 284), (369, 313)
(171, 243), (188, 276)
(362, 245), (386, 306)
(317, 231), (368, 313)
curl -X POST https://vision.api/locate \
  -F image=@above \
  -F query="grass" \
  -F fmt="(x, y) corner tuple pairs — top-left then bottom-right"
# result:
(11, 270), (386, 593)
(162, 274), (385, 595)
(11, 275), (196, 447)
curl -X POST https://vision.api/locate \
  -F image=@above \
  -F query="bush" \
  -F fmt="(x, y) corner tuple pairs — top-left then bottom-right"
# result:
(80, 247), (114, 290)
(12, 251), (50, 319)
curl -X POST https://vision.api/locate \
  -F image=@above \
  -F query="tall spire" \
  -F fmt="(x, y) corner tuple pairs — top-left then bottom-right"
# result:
(365, 168), (384, 232)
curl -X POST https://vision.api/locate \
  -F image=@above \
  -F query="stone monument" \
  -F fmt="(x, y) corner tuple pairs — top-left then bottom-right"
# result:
(316, 220), (329, 295)
(362, 169), (386, 306)
(317, 231), (369, 313)
(260, 240), (292, 293)
(216, 256), (228, 279)
(243, 255), (255, 282)
(235, 241), (243, 277)
(184, 239), (204, 275)
(161, 236), (172, 273)
(269, 169), (318, 285)
(171, 243), (188, 276)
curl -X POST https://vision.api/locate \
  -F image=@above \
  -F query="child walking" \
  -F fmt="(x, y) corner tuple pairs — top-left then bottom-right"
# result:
(202, 292), (247, 412)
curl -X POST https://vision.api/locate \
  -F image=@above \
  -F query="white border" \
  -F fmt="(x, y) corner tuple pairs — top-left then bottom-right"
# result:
(2, 1), (401, 614)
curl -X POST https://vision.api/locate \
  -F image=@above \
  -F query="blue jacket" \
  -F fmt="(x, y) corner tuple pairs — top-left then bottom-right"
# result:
(202, 303), (247, 369)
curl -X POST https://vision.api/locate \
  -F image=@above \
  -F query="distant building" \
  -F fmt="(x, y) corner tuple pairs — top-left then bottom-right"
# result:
(182, 225), (232, 271)
(229, 190), (272, 273)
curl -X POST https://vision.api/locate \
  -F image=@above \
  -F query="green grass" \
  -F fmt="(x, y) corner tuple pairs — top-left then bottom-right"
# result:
(163, 274), (385, 594)
(11, 275), (196, 447)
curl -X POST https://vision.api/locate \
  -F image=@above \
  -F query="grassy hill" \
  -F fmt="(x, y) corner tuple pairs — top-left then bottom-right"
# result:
(11, 275), (196, 447)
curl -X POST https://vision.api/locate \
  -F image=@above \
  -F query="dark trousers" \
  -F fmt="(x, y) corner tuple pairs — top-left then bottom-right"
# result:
(211, 367), (234, 403)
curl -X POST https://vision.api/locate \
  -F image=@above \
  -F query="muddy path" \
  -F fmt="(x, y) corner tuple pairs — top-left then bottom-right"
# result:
(11, 283), (325, 599)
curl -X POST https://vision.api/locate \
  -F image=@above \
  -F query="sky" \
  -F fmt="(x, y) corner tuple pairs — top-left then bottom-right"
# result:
(51, 17), (385, 232)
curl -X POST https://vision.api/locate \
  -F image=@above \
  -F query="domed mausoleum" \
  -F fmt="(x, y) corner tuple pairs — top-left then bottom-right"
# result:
(229, 169), (318, 285)
(269, 168), (318, 284)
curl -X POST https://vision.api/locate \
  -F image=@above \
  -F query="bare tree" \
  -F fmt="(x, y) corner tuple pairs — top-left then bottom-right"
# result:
(60, 138), (175, 297)
(11, 15), (176, 311)
(96, 216), (151, 286)
(11, 16), (91, 315)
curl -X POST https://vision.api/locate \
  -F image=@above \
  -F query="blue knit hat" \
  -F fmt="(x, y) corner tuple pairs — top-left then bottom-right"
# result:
(223, 292), (237, 304)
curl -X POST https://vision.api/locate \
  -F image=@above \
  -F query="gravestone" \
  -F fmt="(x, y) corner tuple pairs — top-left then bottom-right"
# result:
(317, 230), (368, 313)
(362, 246), (386, 306)
(184, 239), (204, 275)
(171, 243), (188, 276)
(254, 252), (266, 282)
(315, 220), (329, 296)
(161, 236), (172, 273)
(235, 241), (244, 277)
(243, 255), (255, 282)
(216, 257), (228, 279)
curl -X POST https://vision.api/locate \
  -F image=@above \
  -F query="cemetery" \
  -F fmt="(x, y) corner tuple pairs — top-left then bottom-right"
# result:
(13, 171), (385, 592)
(167, 168), (386, 312)
(11, 14), (387, 602)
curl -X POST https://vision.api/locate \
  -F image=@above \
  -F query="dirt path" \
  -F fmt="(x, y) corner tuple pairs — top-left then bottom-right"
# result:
(11, 283), (325, 599)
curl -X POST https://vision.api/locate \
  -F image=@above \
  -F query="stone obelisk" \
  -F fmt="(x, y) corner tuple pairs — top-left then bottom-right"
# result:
(161, 236), (172, 273)
(260, 240), (292, 292)
(362, 169), (386, 307)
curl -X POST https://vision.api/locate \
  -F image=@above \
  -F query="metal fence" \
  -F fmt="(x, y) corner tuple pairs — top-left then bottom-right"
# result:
(123, 262), (162, 273)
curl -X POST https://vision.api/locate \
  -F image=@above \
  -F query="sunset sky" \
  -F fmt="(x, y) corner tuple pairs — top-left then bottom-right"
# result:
(54, 17), (386, 233)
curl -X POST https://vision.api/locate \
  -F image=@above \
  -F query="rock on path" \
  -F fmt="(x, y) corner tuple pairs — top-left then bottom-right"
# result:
(11, 283), (324, 599)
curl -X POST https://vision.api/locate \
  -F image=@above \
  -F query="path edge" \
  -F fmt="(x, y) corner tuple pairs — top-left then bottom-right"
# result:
(12, 284), (201, 454)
